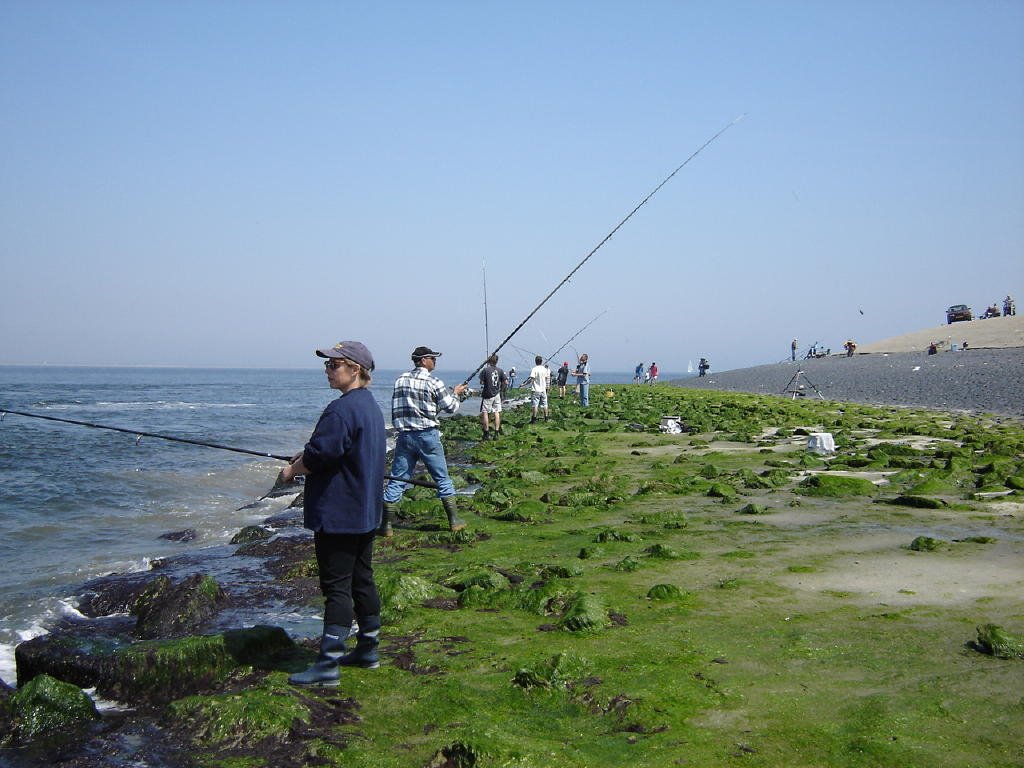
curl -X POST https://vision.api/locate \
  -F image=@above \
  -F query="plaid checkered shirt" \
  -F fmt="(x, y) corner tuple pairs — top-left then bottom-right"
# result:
(390, 366), (461, 431)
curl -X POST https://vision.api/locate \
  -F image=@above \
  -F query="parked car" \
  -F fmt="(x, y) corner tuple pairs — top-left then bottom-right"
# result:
(946, 304), (973, 324)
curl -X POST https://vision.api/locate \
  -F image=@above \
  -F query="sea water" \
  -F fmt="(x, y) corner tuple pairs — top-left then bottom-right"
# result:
(0, 364), (651, 685)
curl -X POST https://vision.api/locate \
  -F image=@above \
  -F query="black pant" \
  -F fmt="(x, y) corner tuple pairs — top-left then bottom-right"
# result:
(314, 530), (380, 628)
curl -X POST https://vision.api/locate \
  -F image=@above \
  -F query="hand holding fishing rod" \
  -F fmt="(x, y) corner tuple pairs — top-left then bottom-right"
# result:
(461, 115), (744, 388)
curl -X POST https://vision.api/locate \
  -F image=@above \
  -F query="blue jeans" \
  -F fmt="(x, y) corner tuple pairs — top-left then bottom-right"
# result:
(383, 428), (455, 502)
(578, 381), (590, 407)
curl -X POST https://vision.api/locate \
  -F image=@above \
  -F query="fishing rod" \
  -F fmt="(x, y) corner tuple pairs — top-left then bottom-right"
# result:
(543, 309), (608, 367)
(0, 408), (439, 489)
(461, 114), (744, 388)
(482, 260), (490, 357)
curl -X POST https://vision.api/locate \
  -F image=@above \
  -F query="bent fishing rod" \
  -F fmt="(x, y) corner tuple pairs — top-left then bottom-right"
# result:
(0, 408), (439, 489)
(461, 114), (744, 388)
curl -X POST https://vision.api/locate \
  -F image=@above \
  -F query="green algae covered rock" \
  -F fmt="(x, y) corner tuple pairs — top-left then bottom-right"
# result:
(377, 571), (454, 619)
(132, 573), (227, 640)
(974, 624), (1024, 659)
(707, 482), (738, 500)
(909, 536), (943, 552)
(230, 525), (272, 545)
(796, 474), (877, 497)
(4, 674), (99, 745)
(445, 569), (511, 592)
(556, 591), (609, 632)
(646, 583), (683, 600)
(168, 675), (310, 746)
(886, 495), (949, 509)
(736, 503), (772, 515)
(512, 651), (592, 690)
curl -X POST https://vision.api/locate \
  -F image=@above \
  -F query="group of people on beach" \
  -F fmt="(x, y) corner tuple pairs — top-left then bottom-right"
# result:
(278, 341), (592, 687)
(633, 362), (658, 384)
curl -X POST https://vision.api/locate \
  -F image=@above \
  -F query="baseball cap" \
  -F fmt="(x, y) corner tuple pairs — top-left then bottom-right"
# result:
(316, 341), (375, 371)
(412, 346), (442, 360)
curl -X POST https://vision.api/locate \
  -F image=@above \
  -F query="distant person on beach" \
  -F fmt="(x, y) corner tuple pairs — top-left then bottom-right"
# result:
(507, 367), (516, 391)
(556, 361), (570, 397)
(1005, 295), (1016, 316)
(574, 354), (591, 406)
(280, 341), (385, 686)
(648, 362), (658, 383)
(634, 362), (644, 384)
(791, 339), (798, 362)
(478, 354), (506, 440)
(698, 357), (710, 377)
(381, 346), (468, 536)
(528, 355), (550, 422)
(844, 340), (857, 357)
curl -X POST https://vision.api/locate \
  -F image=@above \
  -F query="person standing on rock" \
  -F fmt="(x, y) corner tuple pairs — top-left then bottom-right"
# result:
(379, 345), (468, 536)
(478, 353), (507, 440)
(574, 353), (591, 407)
(527, 355), (550, 422)
(280, 341), (386, 686)
(791, 339), (798, 362)
(556, 361), (570, 397)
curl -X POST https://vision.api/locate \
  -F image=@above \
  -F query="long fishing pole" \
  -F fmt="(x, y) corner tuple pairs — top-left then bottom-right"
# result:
(0, 408), (439, 489)
(482, 260), (490, 357)
(543, 309), (608, 367)
(461, 114), (744, 388)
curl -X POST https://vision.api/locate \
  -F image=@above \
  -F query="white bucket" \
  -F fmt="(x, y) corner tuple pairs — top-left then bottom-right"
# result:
(807, 432), (836, 454)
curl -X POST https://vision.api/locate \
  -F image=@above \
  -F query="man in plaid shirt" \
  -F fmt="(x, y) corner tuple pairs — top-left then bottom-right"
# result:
(379, 345), (468, 536)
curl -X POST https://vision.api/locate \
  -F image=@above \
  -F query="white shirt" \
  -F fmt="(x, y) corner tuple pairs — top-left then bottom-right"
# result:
(528, 364), (549, 393)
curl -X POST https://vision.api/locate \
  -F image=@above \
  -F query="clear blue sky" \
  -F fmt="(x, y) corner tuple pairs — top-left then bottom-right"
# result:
(2, 1), (1022, 373)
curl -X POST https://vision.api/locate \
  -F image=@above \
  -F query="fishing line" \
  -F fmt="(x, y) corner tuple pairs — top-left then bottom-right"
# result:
(1, 408), (439, 489)
(543, 309), (608, 367)
(461, 114), (744, 387)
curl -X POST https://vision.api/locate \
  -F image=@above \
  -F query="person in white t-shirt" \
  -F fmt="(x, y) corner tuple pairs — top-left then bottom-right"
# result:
(527, 355), (550, 422)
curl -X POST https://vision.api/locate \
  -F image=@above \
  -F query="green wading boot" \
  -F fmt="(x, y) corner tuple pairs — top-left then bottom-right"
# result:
(377, 501), (396, 538)
(441, 495), (467, 533)
(339, 615), (381, 669)
(288, 624), (348, 687)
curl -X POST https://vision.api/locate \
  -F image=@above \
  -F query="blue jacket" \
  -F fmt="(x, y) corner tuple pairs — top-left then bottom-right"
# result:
(301, 388), (386, 534)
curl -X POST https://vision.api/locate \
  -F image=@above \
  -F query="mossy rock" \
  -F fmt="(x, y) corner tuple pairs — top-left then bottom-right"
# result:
(512, 651), (592, 690)
(556, 592), (609, 632)
(230, 525), (273, 545)
(909, 536), (943, 552)
(518, 470), (548, 484)
(886, 495), (949, 509)
(796, 474), (877, 497)
(377, 571), (454, 619)
(974, 624), (1024, 659)
(168, 675), (310, 746)
(646, 584), (683, 600)
(1005, 475), (1024, 490)
(538, 563), (582, 579)
(444, 569), (511, 592)
(5, 674), (99, 745)
(615, 556), (642, 572)
(736, 503), (772, 515)
(131, 573), (227, 640)
(707, 482), (738, 500)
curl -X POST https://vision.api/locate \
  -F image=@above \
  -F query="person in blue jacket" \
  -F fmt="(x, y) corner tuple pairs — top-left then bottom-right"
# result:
(279, 340), (386, 686)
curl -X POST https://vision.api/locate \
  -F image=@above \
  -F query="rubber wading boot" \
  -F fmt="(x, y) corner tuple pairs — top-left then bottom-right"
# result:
(441, 495), (466, 533)
(288, 624), (348, 687)
(377, 501), (396, 538)
(339, 615), (381, 668)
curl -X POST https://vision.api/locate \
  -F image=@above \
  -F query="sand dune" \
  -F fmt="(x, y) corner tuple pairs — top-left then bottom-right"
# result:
(856, 313), (1024, 354)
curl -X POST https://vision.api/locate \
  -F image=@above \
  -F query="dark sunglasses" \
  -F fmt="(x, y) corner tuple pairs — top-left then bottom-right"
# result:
(324, 359), (350, 371)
